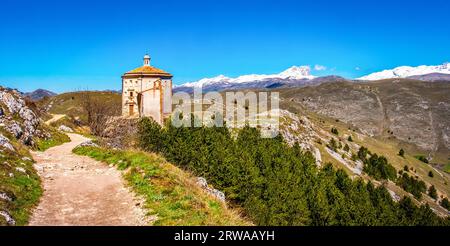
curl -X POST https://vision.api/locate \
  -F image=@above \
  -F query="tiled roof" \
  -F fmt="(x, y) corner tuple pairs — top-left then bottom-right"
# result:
(124, 65), (172, 77)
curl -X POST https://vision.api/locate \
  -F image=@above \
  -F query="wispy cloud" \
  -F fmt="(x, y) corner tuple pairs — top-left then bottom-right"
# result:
(314, 64), (327, 71)
(355, 67), (361, 71)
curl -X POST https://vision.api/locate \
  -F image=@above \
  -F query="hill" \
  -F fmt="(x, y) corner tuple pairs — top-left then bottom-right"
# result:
(38, 91), (121, 122)
(24, 89), (57, 101)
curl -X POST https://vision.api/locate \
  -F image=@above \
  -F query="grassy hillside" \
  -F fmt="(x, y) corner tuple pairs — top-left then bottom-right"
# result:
(38, 91), (121, 123)
(73, 146), (251, 226)
(0, 130), (42, 226)
(278, 104), (450, 216)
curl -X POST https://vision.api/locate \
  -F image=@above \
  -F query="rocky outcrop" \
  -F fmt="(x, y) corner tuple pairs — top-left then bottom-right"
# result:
(0, 210), (15, 226)
(0, 134), (15, 151)
(0, 88), (42, 146)
(77, 140), (99, 148)
(58, 125), (73, 133)
(101, 117), (139, 149)
(281, 80), (450, 153)
(196, 177), (226, 202)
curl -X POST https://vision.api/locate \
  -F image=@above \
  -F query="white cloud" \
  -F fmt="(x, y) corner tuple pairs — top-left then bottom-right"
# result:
(314, 64), (327, 71)
(355, 67), (361, 71)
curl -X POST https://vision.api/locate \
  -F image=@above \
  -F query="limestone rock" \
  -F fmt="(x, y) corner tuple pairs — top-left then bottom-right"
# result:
(0, 192), (13, 202)
(58, 125), (74, 133)
(0, 89), (41, 145)
(0, 134), (14, 151)
(0, 210), (15, 226)
(77, 140), (99, 148)
(15, 167), (26, 173)
(196, 177), (226, 202)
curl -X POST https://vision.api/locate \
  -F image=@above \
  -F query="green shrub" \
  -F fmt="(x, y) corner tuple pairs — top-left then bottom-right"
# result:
(415, 155), (429, 164)
(331, 127), (339, 135)
(398, 149), (405, 157)
(396, 173), (426, 199)
(441, 198), (450, 211)
(136, 117), (448, 226)
(428, 185), (437, 200)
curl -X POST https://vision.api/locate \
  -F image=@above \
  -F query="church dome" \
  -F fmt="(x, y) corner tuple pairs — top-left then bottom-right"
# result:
(122, 54), (172, 78)
(123, 65), (172, 77)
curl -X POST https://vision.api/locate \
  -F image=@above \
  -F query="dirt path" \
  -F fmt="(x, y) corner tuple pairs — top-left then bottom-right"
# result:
(45, 114), (66, 125)
(29, 133), (148, 226)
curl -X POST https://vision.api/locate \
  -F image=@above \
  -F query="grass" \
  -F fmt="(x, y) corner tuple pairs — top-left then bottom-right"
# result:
(38, 91), (121, 123)
(444, 163), (450, 174)
(48, 115), (93, 137)
(0, 147), (42, 226)
(73, 146), (251, 226)
(34, 125), (70, 151)
(414, 155), (429, 164)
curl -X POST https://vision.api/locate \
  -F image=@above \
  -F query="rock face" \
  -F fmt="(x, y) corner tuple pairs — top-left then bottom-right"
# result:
(281, 80), (450, 153)
(0, 88), (41, 145)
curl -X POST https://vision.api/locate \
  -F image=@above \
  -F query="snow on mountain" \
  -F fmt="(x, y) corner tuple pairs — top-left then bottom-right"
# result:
(358, 63), (450, 81)
(181, 66), (315, 88)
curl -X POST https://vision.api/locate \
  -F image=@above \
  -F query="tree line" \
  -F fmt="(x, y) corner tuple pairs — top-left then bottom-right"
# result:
(138, 117), (449, 226)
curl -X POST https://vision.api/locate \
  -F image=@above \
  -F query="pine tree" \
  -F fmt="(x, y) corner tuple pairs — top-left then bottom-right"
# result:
(398, 148), (405, 157)
(428, 185), (437, 200)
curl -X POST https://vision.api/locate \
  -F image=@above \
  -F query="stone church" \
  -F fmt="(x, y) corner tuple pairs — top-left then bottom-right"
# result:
(122, 55), (172, 125)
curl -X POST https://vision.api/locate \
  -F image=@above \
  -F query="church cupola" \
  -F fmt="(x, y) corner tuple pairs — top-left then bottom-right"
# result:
(143, 54), (151, 66)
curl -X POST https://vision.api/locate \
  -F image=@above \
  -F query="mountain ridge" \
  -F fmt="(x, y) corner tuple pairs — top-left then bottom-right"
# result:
(358, 63), (450, 81)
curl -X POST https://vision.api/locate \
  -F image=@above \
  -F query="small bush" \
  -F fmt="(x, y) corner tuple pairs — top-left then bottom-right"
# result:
(428, 185), (437, 200)
(331, 127), (339, 135)
(398, 149), (405, 157)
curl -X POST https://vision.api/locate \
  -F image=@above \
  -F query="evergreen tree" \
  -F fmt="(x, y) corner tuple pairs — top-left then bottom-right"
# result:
(398, 148), (405, 157)
(428, 185), (437, 200)
(441, 198), (450, 211)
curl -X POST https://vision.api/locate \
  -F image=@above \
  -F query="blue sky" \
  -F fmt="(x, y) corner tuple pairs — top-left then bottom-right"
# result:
(0, 0), (449, 93)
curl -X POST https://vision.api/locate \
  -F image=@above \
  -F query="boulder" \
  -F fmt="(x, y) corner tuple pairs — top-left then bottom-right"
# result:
(0, 134), (14, 151)
(0, 91), (22, 114)
(15, 167), (26, 173)
(0, 89), (41, 145)
(77, 140), (99, 148)
(58, 125), (74, 133)
(3, 121), (23, 139)
(0, 210), (16, 226)
(0, 192), (13, 202)
(196, 177), (226, 202)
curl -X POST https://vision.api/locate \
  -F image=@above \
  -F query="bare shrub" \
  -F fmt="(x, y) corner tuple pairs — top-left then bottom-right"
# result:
(80, 91), (120, 136)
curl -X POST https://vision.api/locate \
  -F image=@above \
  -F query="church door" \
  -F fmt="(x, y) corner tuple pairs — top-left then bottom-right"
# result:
(129, 104), (134, 116)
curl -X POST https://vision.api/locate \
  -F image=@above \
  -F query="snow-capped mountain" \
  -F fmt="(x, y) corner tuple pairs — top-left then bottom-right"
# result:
(180, 66), (315, 89)
(358, 63), (450, 81)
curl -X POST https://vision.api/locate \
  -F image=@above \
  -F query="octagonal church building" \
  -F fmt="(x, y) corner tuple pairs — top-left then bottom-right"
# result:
(122, 54), (172, 124)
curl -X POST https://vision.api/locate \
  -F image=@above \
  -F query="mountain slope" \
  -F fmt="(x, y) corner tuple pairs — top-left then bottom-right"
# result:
(407, 73), (450, 82)
(175, 66), (317, 92)
(279, 79), (450, 158)
(358, 63), (450, 81)
(25, 89), (57, 101)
